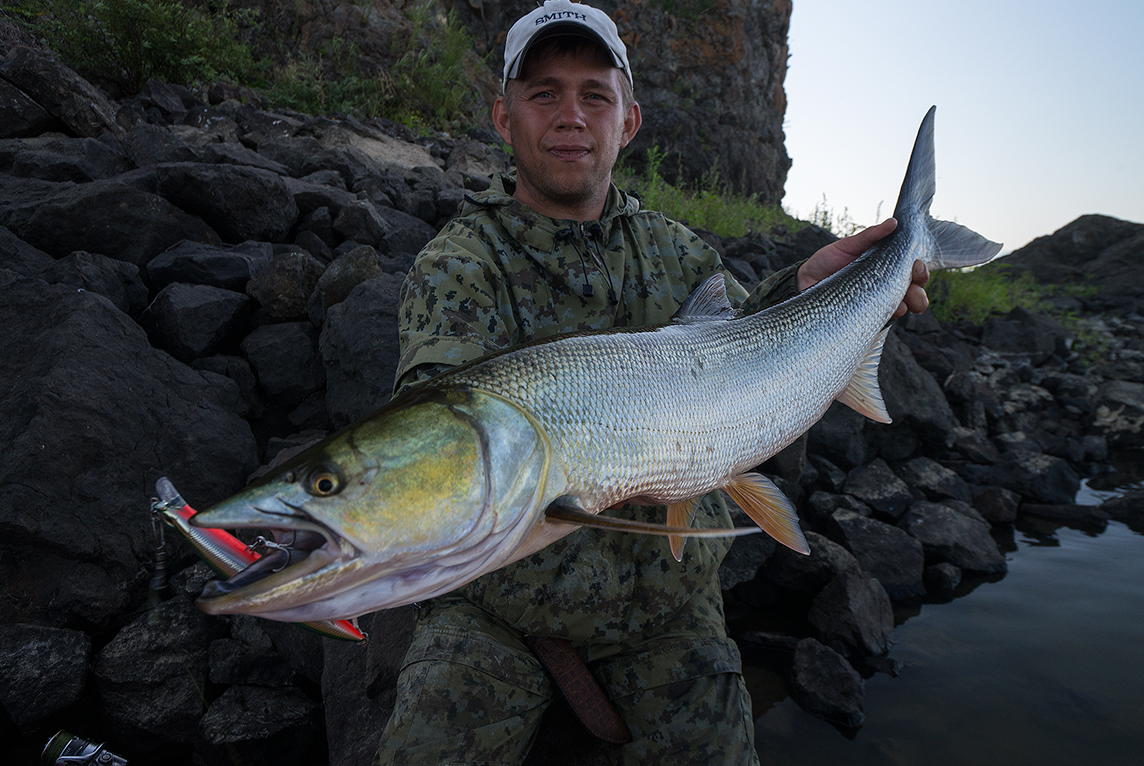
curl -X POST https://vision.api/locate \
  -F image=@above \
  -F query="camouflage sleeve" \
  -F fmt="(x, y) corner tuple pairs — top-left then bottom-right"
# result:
(392, 223), (517, 395)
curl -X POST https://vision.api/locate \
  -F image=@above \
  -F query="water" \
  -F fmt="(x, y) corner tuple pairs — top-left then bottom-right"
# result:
(746, 505), (1144, 765)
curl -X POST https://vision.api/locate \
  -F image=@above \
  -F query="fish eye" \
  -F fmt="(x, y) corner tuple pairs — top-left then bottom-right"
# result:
(307, 467), (341, 497)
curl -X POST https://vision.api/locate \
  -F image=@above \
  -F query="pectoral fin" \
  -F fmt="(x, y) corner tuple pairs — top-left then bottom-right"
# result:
(836, 325), (892, 423)
(722, 473), (809, 555)
(666, 498), (700, 562)
(544, 500), (759, 539)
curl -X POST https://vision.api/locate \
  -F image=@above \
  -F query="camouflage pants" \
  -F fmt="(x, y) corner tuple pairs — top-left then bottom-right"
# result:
(373, 598), (759, 766)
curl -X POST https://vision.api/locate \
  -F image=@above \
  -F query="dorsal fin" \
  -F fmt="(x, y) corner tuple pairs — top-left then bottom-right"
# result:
(671, 274), (738, 323)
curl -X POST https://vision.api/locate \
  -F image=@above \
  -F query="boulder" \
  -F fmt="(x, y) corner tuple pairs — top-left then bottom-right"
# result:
(8, 178), (221, 265)
(898, 501), (1007, 574)
(0, 623), (91, 733)
(0, 276), (257, 626)
(141, 282), (252, 362)
(1092, 379), (1144, 447)
(843, 459), (914, 520)
(789, 638), (865, 728)
(241, 322), (327, 406)
(0, 224), (54, 275)
(94, 597), (225, 751)
(7, 135), (132, 183)
(895, 456), (972, 504)
(761, 531), (861, 594)
(0, 46), (122, 138)
(246, 250), (326, 321)
(808, 572), (894, 657)
(146, 240), (273, 292)
(308, 245), (388, 325)
(321, 272), (407, 426)
(826, 511), (926, 603)
(984, 452), (1081, 505)
(155, 162), (299, 243)
(38, 250), (149, 315)
(195, 685), (322, 766)
(981, 306), (1069, 365)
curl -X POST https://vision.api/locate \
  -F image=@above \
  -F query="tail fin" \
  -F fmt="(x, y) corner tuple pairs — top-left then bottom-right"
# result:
(894, 106), (1003, 270)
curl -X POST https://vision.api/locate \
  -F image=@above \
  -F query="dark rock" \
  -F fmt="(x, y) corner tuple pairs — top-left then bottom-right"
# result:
(137, 79), (198, 121)
(807, 454), (847, 493)
(924, 562), (963, 598)
(94, 597), (224, 749)
(9, 178), (221, 265)
(843, 459), (914, 520)
(895, 456), (972, 503)
(985, 451), (1081, 505)
(761, 531), (861, 594)
(155, 162), (299, 243)
(0, 623), (91, 733)
(320, 272), (406, 427)
(803, 490), (872, 529)
(125, 122), (199, 166)
(808, 572), (894, 657)
(146, 239), (273, 292)
(761, 432), (807, 484)
(1020, 503), (1110, 525)
(874, 332), (961, 459)
(37, 250), (148, 315)
(982, 306), (1070, 365)
(208, 638), (295, 686)
(789, 638), (865, 728)
(971, 485), (1021, 525)
(719, 503), (779, 590)
(0, 276), (257, 626)
(375, 204), (440, 256)
(195, 685), (322, 766)
(0, 224), (53, 275)
(192, 355), (264, 419)
(322, 607), (417, 766)
(808, 402), (869, 469)
(1092, 380), (1144, 447)
(333, 200), (392, 250)
(952, 426), (1001, 464)
(999, 214), (1144, 309)
(0, 74), (62, 137)
(898, 500), (1007, 574)
(242, 322), (326, 406)
(200, 141), (291, 175)
(141, 282), (252, 362)
(246, 251), (326, 321)
(0, 46), (122, 138)
(826, 511), (926, 603)
(8, 136), (132, 182)
(308, 245), (387, 325)
(1101, 490), (1144, 524)
(283, 173), (361, 218)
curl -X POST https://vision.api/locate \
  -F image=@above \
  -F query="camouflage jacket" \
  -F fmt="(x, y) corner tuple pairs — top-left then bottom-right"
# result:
(393, 172), (802, 645)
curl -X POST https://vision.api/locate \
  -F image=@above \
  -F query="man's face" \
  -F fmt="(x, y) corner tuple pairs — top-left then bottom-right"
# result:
(493, 44), (641, 220)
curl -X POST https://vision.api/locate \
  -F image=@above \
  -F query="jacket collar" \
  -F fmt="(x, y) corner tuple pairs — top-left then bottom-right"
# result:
(459, 171), (641, 252)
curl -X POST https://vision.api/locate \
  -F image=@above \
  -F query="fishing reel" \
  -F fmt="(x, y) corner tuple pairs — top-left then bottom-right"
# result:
(42, 731), (128, 765)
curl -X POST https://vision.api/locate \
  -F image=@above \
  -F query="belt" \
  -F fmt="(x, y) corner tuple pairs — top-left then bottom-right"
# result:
(524, 635), (632, 745)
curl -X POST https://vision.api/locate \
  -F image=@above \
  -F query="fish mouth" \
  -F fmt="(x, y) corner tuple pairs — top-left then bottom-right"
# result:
(193, 498), (359, 612)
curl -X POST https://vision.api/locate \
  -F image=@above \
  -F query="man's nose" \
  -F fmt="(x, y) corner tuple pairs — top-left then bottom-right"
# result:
(555, 98), (586, 128)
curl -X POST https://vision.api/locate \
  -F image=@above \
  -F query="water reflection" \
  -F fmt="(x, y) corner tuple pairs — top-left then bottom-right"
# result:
(744, 516), (1144, 766)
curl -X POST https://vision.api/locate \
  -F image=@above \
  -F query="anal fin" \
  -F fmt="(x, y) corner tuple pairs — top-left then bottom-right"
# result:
(666, 498), (700, 562)
(722, 473), (809, 555)
(836, 325), (892, 423)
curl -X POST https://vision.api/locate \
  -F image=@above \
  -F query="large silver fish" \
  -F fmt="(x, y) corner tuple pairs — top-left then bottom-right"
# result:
(192, 106), (1000, 623)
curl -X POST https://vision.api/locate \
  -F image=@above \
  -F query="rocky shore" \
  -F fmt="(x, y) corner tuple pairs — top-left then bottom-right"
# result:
(2, 45), (1143, 766)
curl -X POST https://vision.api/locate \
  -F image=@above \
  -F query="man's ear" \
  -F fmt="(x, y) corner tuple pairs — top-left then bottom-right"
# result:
(493, 96), (513, 146)
(620, 101), (642, 149)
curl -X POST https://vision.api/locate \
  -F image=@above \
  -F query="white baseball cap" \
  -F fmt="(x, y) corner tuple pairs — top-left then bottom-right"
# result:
(502, 0), (632, 88)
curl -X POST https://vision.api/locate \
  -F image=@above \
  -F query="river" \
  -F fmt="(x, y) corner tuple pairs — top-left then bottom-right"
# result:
(745, 459), (1144, 766)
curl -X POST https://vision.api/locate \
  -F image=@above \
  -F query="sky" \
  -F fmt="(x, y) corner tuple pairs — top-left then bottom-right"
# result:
(780, 0), (1143, 254)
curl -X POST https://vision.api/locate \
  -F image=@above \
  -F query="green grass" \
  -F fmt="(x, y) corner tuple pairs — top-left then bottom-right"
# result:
(615, 146), (802, 238)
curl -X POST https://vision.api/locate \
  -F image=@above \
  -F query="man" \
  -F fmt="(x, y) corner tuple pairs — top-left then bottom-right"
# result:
(376, 2), (928, 763)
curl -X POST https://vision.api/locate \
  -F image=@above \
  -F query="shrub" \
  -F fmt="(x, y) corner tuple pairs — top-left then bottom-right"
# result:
(11, 0), (259, 95)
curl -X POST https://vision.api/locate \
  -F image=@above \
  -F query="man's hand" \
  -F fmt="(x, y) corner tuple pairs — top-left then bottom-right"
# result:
(796, 218), (930, 318)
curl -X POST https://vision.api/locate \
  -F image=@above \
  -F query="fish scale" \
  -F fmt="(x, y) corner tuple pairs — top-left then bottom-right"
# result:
(189, 106), (1003, 623)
